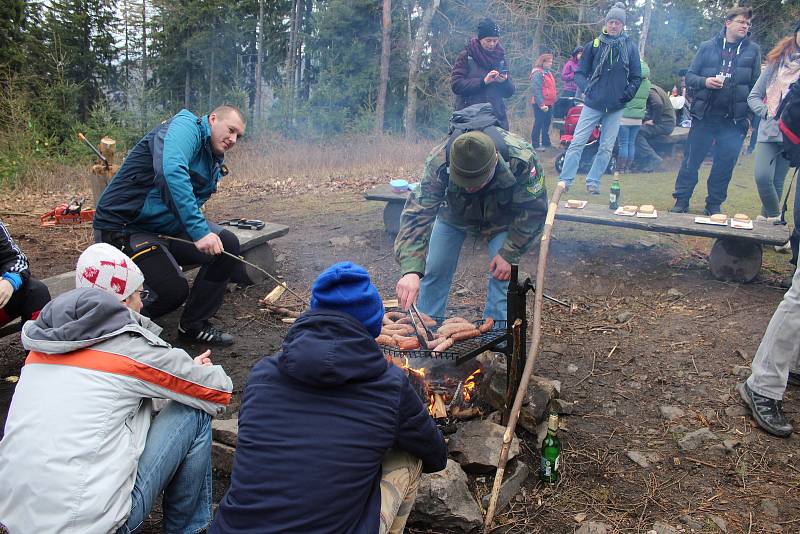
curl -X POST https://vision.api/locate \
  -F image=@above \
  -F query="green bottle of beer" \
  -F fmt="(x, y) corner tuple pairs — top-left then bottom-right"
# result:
(540, 412), (562, 483)
(609, 174), (621, 210)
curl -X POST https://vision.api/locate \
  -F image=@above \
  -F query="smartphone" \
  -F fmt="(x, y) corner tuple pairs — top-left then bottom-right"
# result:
(498, 60), (508, 76)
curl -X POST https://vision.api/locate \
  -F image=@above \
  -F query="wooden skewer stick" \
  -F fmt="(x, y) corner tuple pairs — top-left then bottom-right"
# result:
(483, 181), (566, 532)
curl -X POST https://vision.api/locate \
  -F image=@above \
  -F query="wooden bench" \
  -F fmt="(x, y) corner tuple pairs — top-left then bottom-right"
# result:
(556, 203), (791, 283)
(0, 223), (289, 338)
(364, 184), (409, 235)
(363, 186), (789, 283)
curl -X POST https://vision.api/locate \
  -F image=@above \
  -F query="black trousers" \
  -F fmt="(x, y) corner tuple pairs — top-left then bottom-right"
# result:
(97, 222), (241, 330)
(531, 106), (553, 148)
(0, 278), (51, 326)
(672, 117), (746, 208)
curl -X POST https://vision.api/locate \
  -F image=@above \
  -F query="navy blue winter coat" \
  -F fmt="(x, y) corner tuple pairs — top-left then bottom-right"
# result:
(210, 309), (448, 534)
(93, 109), (224, 241)
(575, 33), (642, 113)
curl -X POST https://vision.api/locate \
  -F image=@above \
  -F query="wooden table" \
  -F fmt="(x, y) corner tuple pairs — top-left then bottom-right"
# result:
(556, 203), (791, 282)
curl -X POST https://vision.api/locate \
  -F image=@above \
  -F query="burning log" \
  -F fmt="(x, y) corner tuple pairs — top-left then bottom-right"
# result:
(429, 393), (447, 419)
(450, 406), (480, 420)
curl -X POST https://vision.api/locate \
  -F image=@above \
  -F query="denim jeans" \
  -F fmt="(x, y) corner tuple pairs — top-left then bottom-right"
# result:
(117, 402), (213, 534)
(617, 124), (641, 162)
(418, 218), (509, 321)
(531, 106), (553, 148)
(672, 117), (746, 208)
(559, 105), (624, 188)
(753, 141), (791, 218)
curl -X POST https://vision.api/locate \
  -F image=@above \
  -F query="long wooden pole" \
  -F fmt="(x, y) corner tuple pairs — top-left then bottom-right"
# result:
(483, 181), (566, 532)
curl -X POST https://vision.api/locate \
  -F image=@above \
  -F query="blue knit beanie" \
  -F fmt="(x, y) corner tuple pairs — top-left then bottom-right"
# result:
(310, 262), (384, 338)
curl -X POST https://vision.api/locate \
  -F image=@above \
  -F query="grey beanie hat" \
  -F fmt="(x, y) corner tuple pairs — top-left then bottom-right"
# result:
(605, 2), (627, 24)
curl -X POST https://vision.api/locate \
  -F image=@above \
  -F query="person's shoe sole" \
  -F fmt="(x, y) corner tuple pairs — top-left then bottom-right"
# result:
(736, 382), (793, 438)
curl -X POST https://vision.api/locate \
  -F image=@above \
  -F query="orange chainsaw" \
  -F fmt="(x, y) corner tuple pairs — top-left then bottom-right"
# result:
(40, 198), (95, 227)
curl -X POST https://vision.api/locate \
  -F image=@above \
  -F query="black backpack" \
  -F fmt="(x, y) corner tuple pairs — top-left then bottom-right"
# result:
(443, 103), (510, 176)
(777, 80), (800, 167)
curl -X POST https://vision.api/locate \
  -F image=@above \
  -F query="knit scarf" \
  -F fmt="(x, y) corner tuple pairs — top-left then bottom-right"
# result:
(766, 50), (800, 117)
(587, 32), (630, 89)
(466, 37), (506, 70)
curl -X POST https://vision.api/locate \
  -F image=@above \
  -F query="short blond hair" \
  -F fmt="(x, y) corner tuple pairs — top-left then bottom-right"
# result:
(210, 105), (246, 124)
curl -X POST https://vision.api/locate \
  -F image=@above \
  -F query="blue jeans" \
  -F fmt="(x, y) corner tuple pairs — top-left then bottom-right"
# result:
(617, 124), (641, 162)
(672, 117), (746, 208)
(418, 218), (508, 321)
(559, 105), (624, 187)
(117, 402), (213, 534)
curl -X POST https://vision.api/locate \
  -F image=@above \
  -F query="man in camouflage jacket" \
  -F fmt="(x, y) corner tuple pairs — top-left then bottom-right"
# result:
(394, 127), (547, 321)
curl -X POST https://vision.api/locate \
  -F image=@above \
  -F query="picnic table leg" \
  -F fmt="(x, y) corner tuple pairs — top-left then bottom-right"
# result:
(383, 201), (404, 236)
(708, 238), (762, 283)
(237, 242), (276, 285)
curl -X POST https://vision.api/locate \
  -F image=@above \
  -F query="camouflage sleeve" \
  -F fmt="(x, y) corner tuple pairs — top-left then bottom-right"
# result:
(498, 154), (548, 263)
(394, 145), (448, 275)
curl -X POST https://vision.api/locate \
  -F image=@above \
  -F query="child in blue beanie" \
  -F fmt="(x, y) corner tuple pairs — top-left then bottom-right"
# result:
(211, 262), (447, 534)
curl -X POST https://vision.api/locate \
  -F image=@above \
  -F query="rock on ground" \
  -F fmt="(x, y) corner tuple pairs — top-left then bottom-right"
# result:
(659, 406), (684, 420)
(575, 521), (611, 534)
(677, 427), (718, 451)
(448, 419), (520, 474)
(212, 418), (239, 447)
(408, 459), (483, 533)
(480, 460), (530, 511)
(650, 521), (679, 534)
(478, 361), (559, 433)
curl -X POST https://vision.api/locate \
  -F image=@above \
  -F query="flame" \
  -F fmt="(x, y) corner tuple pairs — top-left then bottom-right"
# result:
(462, 368), (482, 404)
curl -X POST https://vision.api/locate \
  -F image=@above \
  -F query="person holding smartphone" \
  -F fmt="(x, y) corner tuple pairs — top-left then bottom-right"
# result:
(451, 18), (515, 129)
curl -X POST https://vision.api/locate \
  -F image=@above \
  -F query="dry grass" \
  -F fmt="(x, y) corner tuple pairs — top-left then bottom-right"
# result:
(224, 132), (432, 188)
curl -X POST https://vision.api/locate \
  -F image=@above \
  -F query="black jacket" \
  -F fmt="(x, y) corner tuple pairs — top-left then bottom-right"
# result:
(451, 49), (515, 130)
(575, 33), (642, 113)
(211, 309), (448, 534)
(0, 221), (30, 283)
(685, 30), (761, 124)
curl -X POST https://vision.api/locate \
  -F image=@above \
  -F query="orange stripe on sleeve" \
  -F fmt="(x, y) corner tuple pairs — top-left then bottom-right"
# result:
(25, 349), (231, 405)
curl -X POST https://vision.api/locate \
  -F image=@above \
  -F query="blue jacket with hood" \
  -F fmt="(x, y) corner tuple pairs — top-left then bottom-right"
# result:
(92, 109), (223, 241)
(210, 309), (448, 534)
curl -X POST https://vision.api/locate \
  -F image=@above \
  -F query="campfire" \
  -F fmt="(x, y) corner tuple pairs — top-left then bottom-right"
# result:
(390, 356), (483, 422)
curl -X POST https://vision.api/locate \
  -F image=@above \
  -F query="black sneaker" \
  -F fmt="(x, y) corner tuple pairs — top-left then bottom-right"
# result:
(587, 184), (600, 195)
(789, 371), (800, 387)
(670, 199), (689, 213)
(179, 322), (235, 346)
(737, 382), (793, 437)
(704, 205), (722, 216)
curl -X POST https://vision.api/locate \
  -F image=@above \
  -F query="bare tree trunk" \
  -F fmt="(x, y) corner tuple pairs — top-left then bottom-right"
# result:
(300, 0), (312, 100)
(254, 0), (265, 128)
(376, 0), (391, 132)
(123, 0), (130, 112)
(404, 0), (440, 138)
(209, 45), (216, 109)
(141, 0), (148, 85)
(184, 44), (191, 108)
(284, 0), (300, 126)
(639, 0), (653, 59)
(531, 2), (546, 63)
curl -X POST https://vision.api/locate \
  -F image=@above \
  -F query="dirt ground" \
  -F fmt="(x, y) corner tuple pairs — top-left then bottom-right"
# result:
(1, 163), (799, 533)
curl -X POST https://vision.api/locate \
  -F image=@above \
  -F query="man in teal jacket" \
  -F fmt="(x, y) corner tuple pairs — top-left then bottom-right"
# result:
(93, 105), (246, 345)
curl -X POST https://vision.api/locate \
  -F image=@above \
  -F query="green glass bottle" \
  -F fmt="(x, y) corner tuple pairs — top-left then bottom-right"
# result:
(609, 175), (621, 210)
(540, 412), (561, 483)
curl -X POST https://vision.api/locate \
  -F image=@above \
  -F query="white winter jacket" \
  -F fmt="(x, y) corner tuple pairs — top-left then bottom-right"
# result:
(0, 288), (233, 533)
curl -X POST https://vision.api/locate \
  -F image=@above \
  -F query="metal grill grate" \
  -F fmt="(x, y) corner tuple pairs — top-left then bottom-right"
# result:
(380, 319), (509, 364)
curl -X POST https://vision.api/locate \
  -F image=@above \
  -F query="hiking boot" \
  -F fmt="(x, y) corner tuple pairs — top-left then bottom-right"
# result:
(737, 382), (793, 437)
(670, 199), (689, 213)
(704, 205), (722, 216)
(179, 321), (235, 346)
(586, 184), (601, 195)
(789, 371), (800, 387)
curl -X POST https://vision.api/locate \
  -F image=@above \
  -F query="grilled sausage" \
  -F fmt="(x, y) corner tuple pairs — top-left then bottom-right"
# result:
(478, 317), (494, 334)
(437, 322), (477, 337)
(384, 311), (406, 322)
(443, 316), (470, 325)
(392, 334), (420, 350)
(376, 334), (397, 347)
(431, 338), (454, 352)
(450, 328), (481, 341)
(382, 323), (414, 335)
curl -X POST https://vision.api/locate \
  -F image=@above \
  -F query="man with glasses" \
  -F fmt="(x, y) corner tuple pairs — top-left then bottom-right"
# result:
(670, 7), (761, 215)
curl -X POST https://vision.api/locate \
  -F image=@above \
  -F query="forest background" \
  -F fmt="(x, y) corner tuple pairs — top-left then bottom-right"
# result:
(1, 0), (799, 185)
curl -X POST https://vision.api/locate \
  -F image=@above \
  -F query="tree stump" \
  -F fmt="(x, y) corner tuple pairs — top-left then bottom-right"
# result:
(709, 238), (762, 283)
(90, 136), (119, 205)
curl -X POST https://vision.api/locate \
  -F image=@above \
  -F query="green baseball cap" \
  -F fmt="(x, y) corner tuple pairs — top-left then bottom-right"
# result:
(449, 131), (497, 189)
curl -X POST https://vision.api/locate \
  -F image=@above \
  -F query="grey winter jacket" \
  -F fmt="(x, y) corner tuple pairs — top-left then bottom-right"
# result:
(0, 288), (232, 533)
(748, 63), (786, 143)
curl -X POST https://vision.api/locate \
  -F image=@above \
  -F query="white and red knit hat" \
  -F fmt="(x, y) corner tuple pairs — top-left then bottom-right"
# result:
(75, 243), (145, 301)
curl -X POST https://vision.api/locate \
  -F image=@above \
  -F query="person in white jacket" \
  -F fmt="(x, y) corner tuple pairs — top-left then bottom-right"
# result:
(0, 243), (233, 533)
